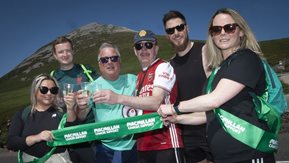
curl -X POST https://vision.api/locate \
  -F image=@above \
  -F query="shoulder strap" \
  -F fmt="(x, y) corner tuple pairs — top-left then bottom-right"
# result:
(50, 70), (55, 77)
(79, 64), (94, 82)
(21, 106), (32, 123)
(262, 60), (275, 88)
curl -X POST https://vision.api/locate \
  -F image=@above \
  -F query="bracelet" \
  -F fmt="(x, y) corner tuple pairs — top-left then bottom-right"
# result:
(174, 105), (182, 115)
(173, 101), (182, 115)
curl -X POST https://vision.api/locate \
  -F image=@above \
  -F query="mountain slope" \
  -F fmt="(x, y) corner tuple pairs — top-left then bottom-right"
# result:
(0, 23), (174, 126)
(0, 23), (288, 143)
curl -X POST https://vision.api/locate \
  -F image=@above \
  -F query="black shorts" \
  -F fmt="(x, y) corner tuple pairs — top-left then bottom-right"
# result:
(184, 138), (213, 162)
(138, 148), (185, 163)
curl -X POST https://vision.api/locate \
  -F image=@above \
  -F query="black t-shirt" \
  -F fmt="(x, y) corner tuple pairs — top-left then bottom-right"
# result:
(206, 49), (273, 162)
(170, 42), (208, 145)
(7, 107), (66, 158)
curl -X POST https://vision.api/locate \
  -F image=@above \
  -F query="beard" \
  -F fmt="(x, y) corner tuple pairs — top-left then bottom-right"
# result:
(171, 36), (190, 52)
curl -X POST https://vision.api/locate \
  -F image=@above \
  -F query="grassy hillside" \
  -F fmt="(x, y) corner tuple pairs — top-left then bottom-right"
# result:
(260, 38), (289, 65)
(0, 35), (288, 146)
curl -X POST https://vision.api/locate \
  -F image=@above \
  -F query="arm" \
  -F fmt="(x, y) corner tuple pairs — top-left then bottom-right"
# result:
(162, 112), (207, 126)
(7, 111), (53, 151)
(7, 111), (29, 151)
(201, 44), (212, 78)
(159, 78), (245, 116)
(75, 90), (91, 121)
(93, 86), (167, 111)
(63, 92), (77, 122)
(93, 62), (175, 111)
(25, 130), (53, 146)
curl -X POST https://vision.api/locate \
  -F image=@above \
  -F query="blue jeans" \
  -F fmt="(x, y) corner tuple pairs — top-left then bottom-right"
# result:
(95, 143), (137, 163)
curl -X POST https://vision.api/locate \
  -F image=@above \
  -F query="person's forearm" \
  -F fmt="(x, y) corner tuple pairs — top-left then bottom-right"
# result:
(25, 135), (39, 146)
(118, 94), (162, 111)
(175, 112), (207, 125)
(77, 107), (91, 121)
(66, 109), (77, 122)
(178, 94), (218, 113)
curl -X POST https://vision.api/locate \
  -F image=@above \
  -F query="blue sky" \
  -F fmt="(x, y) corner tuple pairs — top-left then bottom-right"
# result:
(1, 0), (289, 77)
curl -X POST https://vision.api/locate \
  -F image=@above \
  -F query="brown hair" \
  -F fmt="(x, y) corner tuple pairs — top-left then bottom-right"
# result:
(52, 36), (73, 54)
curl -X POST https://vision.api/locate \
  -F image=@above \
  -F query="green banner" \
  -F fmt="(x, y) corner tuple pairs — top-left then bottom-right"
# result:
(215, 108), (278, 152)
(48, 113), (163, 147)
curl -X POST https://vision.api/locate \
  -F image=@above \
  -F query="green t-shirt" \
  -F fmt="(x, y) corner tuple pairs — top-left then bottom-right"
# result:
(88, 74), (137, 150)
(52, 64), (99, 123)
(52, 64), (99, 92)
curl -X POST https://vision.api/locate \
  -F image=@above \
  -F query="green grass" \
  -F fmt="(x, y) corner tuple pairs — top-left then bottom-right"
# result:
(0, 86), (30, 121)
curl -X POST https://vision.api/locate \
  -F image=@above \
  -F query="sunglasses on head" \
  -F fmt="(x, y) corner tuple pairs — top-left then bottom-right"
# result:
(165, 23), (186, 35)
(99, 55), (119, 64)
(39, 86), (59, 95)
(134, 42), (154, 51)
(209, 23), (239, 36)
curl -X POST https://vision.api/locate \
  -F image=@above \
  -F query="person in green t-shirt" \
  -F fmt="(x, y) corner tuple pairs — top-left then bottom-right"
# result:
(52, 36), (99, 163)
(76, 42), (138, 163)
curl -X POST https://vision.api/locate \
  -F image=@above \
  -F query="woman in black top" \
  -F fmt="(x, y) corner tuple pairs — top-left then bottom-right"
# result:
(158, 8), (275, 163)
(7, 74), (76, 162)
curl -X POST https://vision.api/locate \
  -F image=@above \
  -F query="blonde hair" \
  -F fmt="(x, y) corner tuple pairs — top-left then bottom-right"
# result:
(205, 8), (263, 69)
(30, 74), (61, 113)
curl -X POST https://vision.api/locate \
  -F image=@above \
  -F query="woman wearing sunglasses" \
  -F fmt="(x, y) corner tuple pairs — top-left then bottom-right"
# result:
(7, 74), (76, 162)
(158, 8), (275, 162)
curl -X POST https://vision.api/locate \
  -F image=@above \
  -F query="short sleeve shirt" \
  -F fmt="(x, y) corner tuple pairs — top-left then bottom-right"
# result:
(88, 74), (137, 151)
(206, 49), (271, 162)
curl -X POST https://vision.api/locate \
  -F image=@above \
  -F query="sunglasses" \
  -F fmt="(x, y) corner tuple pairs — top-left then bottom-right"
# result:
(134, 42), (154, 51)
(99, 55), (119, 64)
(165, 23), (186, 35)
(209, 23), (239, 36)
(39, 86), (59, 95)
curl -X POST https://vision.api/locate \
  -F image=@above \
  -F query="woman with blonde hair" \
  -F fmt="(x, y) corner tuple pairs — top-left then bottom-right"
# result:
(7, 74), (76, 162)
(158, 8), (276, 162)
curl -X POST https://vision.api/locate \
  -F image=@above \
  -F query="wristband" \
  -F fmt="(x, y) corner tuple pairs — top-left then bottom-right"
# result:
(173, 101), (182, 115)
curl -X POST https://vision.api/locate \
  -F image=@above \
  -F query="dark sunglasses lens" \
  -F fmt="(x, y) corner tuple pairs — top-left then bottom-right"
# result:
(166, 24), (185, 35)
(210, 26), (222, 36)
(134, 43), (142, 50)
(39, 86), (58, 94)
(224, 24), (237, 33)
(50, 87), (59, 94)
(110, 56), (119, 62)
(210, 24), (238, 36)
(165, 28), (174, 35)
(99, 57), (109, 64)
(145, 42), (154, 49)
(39, 86), (48, 94)
(176, 24), (185, 32)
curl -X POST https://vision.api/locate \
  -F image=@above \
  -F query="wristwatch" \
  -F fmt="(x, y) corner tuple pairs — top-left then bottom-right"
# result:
(173, 101), (182, 115)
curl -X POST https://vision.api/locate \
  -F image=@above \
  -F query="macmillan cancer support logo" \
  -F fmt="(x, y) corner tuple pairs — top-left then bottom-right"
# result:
(126, 118), (155, 130)
(64, 131), (87, 141)
(94, 125), (120, 136)
(219, 114), (246, 134)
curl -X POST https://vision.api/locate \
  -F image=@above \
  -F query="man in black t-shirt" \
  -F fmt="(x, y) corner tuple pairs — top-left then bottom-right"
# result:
(162, 10), (213, 163)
